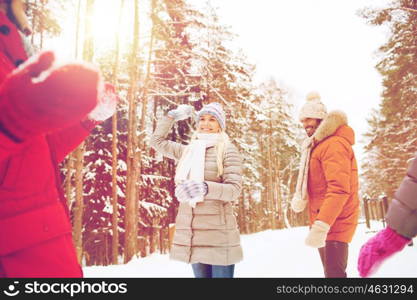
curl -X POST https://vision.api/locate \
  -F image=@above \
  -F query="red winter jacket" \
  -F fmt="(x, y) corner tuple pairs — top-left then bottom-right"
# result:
(0, 121), (95, 277)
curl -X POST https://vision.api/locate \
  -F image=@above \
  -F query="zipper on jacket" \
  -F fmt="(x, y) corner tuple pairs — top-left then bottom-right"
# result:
(220, 203), (226, 225)
(188, 205), (195, 263)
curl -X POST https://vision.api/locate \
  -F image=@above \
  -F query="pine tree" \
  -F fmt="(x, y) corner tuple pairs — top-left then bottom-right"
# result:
(360, 0), (417, 200)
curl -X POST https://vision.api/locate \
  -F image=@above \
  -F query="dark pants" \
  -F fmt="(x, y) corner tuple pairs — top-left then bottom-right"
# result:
(318, 241), (348, 278)
(191, 263), (235, 278)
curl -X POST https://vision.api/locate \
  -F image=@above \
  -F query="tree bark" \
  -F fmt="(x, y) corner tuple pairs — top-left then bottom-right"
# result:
(73, 0), (95, 265)
(110, 0), (125, 265)
(124, 0), (140, 264)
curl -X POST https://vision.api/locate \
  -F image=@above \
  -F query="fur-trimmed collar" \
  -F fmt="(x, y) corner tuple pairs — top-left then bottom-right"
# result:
(312, 110), (353, 144)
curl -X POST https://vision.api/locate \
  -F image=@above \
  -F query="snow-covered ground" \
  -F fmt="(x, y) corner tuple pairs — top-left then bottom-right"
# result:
(84, 221), (417, 278)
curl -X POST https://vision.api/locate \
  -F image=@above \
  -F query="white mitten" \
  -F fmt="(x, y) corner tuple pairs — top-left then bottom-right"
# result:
(87, 83), (118, 121)
(175, 180), (207, 207)
(167, 104), (194, 121)
(305, 220), (330, 248)
(291, 194), (307, 213)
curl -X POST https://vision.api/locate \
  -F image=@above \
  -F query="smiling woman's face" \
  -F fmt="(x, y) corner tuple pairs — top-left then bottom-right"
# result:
(198, 114), (221, 133)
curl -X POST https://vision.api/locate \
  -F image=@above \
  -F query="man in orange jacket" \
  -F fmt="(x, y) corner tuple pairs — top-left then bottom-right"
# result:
(291, 92), (360, 278)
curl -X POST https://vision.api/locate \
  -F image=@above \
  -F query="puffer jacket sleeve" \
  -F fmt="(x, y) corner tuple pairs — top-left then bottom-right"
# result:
(316, 139), (352, 226)
(149, 115), (185, 161)
(205, 143), (243, 202)
(386, 154), (417, 239)
(47, 120), (96, 163)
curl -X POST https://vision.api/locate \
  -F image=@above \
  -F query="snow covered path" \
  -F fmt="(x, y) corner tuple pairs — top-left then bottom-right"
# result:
(84, 221), (417, 278)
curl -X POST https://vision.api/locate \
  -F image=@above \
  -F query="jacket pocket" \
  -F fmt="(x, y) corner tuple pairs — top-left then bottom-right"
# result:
(0, 202), (72, 255)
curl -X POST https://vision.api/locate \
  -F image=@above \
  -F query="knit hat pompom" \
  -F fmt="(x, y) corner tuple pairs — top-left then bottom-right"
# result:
(299, 91), (327, 121)
(306, 91), (321, 102)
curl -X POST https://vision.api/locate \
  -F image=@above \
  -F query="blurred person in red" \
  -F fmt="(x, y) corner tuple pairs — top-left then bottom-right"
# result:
(0, 44), (117, 276)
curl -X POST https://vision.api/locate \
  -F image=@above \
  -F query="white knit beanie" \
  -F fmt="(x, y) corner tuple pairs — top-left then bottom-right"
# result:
(196, 102), (226, 130)
(299, 92), (327, 121)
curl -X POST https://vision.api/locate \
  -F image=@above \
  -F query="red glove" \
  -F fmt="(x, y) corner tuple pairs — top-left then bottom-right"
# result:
(0, 51), (99, 142)
(357, 227), (410, 277)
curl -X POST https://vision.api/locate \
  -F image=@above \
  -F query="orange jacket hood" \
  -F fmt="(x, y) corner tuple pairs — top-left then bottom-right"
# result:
(313, 110), (355, 146)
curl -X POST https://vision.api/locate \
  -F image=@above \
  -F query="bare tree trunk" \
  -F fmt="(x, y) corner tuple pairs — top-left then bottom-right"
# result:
(267, 115), (275, 229)
(135, 0), (156, 255)
(282, 159), (295, 228)
(73, 144), (84, 263)
(259, 141), (267, 231)
(111, 0), (125, 266)
(149, 227), (155, 254)
(30, 0), (36, 44)
(63, 0), (81, 211)
(275, 156), (282, 228)
(110, 99), (119, 265)
(74, 0), (82, 59)
(63, 0), (82, 215)
(159, 228), (165, 254)
(124, 0), (140, 264)
(39, 0), (44, 48)
(64, 157), (73, 208)
(363, 197), (371, 229)
(73, 0), (95, 265)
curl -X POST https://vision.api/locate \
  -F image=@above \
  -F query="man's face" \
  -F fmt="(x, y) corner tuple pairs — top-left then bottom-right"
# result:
(301, 118), (321, 137)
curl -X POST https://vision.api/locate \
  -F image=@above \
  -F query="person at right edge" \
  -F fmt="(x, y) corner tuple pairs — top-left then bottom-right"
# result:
(291, 92), (360, 278)
(358, 155), (417, 277)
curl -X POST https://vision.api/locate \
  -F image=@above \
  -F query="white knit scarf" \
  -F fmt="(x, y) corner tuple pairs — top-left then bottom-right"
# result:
(291, 136), (314, 212)
(175, 132), (222, 190)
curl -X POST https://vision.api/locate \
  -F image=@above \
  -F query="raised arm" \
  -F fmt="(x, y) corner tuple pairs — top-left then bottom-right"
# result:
(149, 115), (186, 161)
(150, 104), (194, 161)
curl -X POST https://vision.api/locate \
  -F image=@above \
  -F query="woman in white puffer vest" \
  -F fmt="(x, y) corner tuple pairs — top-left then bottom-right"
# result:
(150, 102), (243, 278)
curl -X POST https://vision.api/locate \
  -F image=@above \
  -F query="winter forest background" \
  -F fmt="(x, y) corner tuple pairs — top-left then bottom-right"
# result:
(22, 0), (417, 267)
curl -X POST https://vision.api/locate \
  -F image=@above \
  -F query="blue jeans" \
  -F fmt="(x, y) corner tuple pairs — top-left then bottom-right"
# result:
(191, 263), (235, 278)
